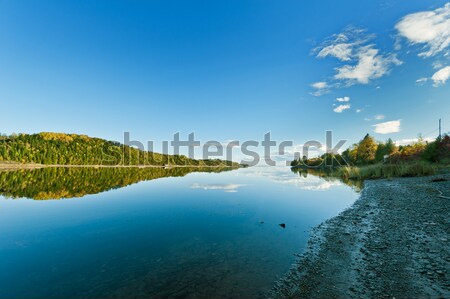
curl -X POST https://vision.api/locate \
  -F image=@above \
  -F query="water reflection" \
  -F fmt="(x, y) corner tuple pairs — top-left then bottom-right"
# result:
(190, 183), (246, 192)
(0, 166), (359, 298)
(290, 167), (364, 192)
(0, 167), (236, 200)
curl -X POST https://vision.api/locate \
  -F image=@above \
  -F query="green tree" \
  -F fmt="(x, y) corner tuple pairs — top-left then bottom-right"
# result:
(375, 138), (397, 163)
(356, 134), (378, 164)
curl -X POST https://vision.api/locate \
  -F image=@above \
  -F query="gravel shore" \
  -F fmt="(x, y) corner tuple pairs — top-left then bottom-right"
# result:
(272, 173), (450, 299)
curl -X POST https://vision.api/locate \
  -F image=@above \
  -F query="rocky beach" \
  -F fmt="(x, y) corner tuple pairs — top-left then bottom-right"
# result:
(273, 173), (450, 298)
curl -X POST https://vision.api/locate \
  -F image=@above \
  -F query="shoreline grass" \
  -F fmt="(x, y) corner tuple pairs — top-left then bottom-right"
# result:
(291, 161), (446, 181)
(334, 162), (438, 180)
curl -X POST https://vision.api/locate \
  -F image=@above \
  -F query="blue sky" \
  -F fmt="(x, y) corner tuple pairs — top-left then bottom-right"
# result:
(1, 0), (449, 157)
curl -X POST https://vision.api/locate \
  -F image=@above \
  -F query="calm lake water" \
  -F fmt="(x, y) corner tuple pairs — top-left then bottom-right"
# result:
(0, 166), (359, 298)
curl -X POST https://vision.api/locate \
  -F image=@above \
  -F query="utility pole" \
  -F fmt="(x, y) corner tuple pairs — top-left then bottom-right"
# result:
(439, 118), (441, 139)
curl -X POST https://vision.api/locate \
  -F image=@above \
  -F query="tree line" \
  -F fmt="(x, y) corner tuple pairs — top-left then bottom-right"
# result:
(0, 132), (239, 167)
(291, 133), (450, 168)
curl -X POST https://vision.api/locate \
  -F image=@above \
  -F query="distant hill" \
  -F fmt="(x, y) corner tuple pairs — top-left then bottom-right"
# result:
(0, 132), (239, 167)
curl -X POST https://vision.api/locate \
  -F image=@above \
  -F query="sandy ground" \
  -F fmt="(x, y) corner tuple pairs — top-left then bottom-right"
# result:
(272, 173), (449, 299)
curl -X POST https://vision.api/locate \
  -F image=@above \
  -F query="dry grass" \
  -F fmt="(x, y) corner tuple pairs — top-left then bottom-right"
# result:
(337, 162), (437, 180)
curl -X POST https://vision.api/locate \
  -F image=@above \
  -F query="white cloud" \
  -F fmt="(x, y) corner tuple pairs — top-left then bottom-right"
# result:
(311, 81), (328, 89)
(317, 42), (353, 61)
(416, 77), (429, 85)
(431, 65), (450, 86)
(310, 81), (330, 96)
(314, 27), (370, 61)
(432, 61), (444, 69)
(336, 96), (350, 102)
(333, 104), (351, 113)
(190, 183), (246, 193)
(334, 46), (402, 84)
(394, 36), (402, 51)
(314, 27), (402, 86)
(395, 137), (434, 146)
(373, 120), (401, 134)
(395, 3), (450, 57)
(356, 108), (362, 113)
(365, 114), (386, 121)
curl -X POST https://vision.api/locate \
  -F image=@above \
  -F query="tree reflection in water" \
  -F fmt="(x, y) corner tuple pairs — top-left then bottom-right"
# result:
(291, 167), (364, 192)
(0, 167), (236, 200)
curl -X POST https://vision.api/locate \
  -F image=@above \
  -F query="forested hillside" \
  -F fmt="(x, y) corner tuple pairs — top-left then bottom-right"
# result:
(0, 132), (238, 167)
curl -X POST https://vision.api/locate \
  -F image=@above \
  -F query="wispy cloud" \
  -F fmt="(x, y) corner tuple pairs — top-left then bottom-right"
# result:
(373, 120), (401, 134)
(317, 39), (354, 61)
(313, 27), (402, 88)
(311, 3), (449, 93)
(311, 81), (328, 89)
(365, 114), (386, 121)
(310, 81), (330, 96)
(416, 77), (429, 85)
(314, 27), (371, 61)
(395, 3), (450, 57)
(333, 104), (351, 113)
(190, 183), (246, 193)
(432, 61), (445, 69)
(334, 46), (402, 84)
(336, 96), (350, 102)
